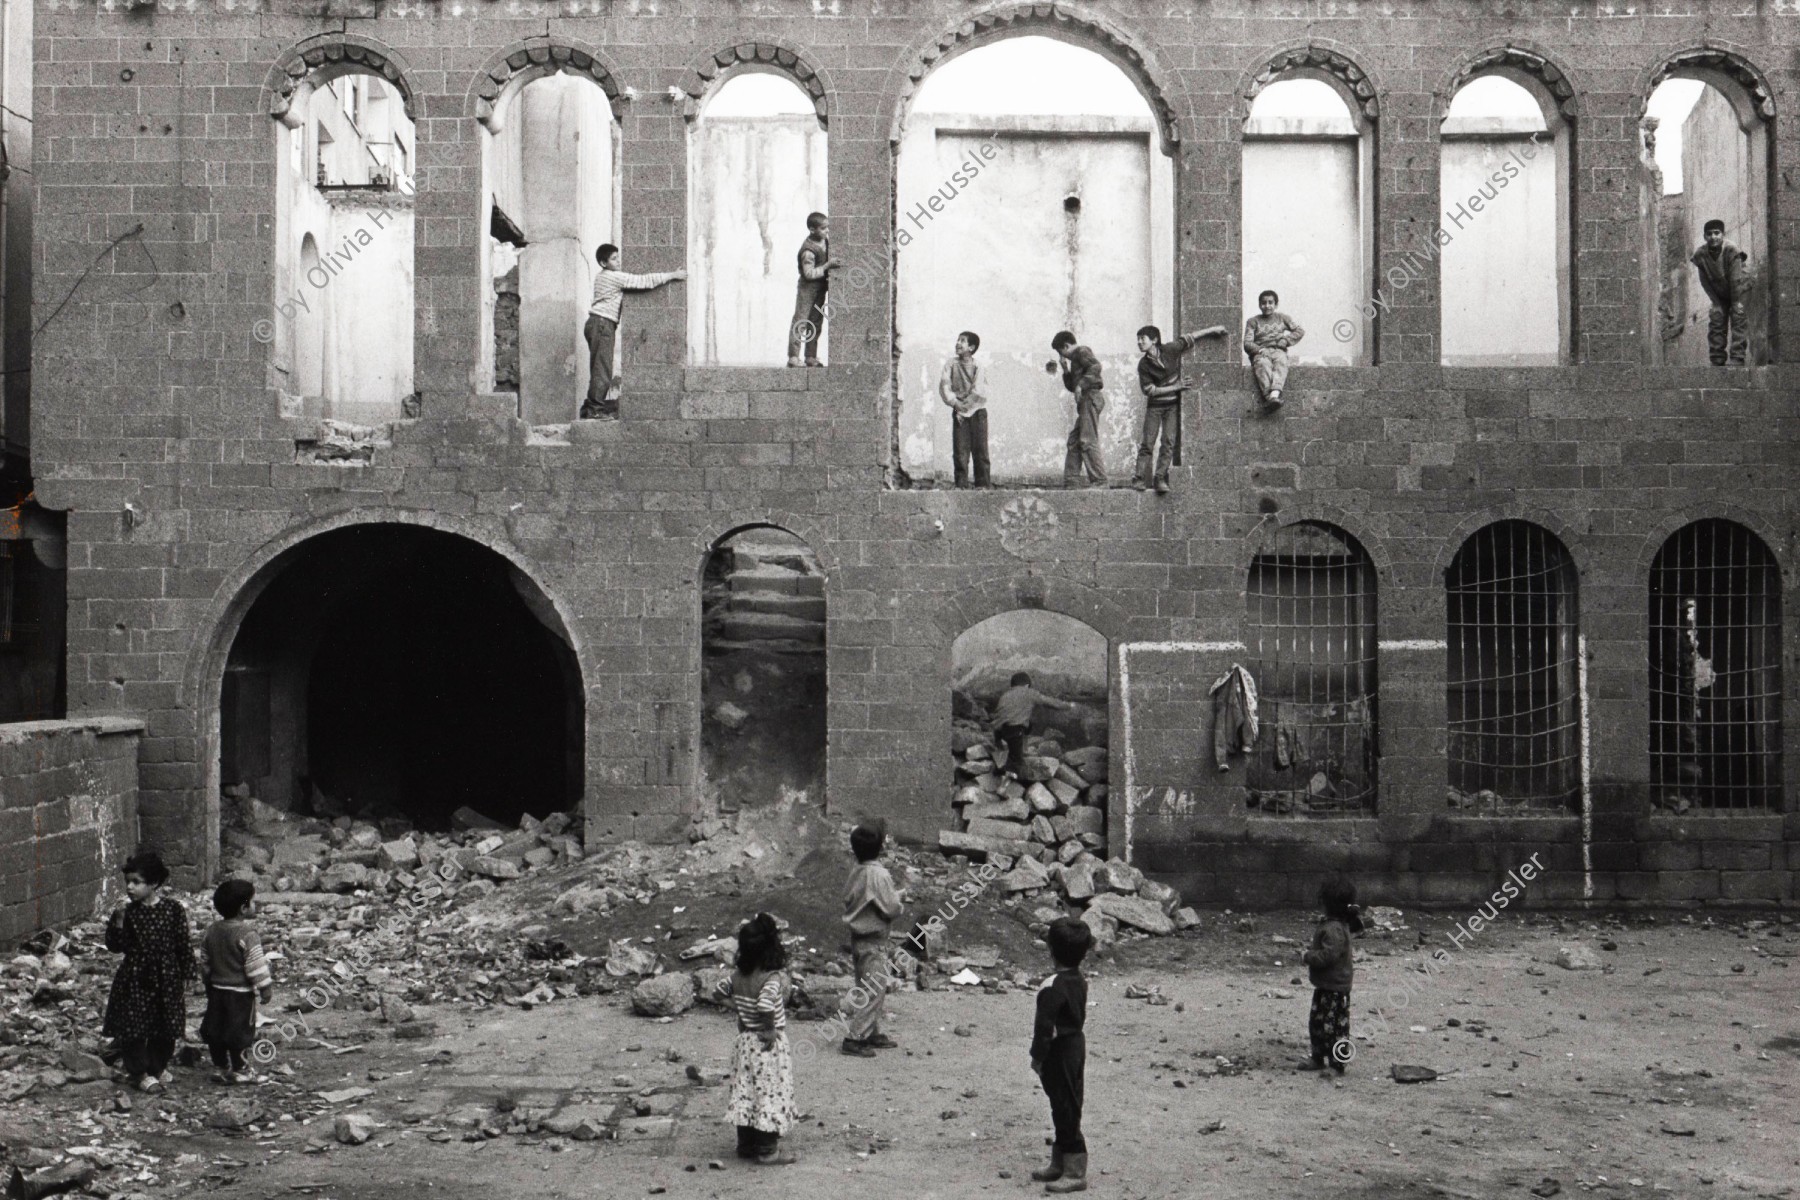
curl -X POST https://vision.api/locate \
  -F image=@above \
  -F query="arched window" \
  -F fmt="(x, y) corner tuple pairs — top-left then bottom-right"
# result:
(1649, 520), (1782, 809)
(1242, 78), (1373, 365)
(1641, 68), (1770, 365)
(894, 36), (1175, 486)
(1445, 521), (1580, 811)
(1440, 74), (1569, 365)
(479, 70), (620, 422)
(687, 72), (827, 366)
(271, 69), (415, 423)
(1245, 523), (1378, 815)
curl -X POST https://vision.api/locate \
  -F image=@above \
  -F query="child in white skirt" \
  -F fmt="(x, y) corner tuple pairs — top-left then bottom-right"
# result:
(716, 912), (798, 1165)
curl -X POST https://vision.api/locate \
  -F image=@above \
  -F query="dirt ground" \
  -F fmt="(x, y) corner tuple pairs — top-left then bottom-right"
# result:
(77, 903), (1795, 1200)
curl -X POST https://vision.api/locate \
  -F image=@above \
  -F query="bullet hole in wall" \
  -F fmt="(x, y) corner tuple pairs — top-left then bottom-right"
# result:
(1258, 496), (1280, 515)
(120, 69), (135, 82)
(167, 301), (185, 320)
(1063, 194), (1081, 214)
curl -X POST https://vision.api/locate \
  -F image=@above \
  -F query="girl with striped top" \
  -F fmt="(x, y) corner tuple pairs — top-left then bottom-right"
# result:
(715, 912), (798, 1165)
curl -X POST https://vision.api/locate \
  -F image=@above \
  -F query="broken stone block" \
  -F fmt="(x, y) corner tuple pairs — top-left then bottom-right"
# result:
(966, 797), (1029, 824)
(451, 807), (506, 832)
(208, 1097), (267, 1131)
(1000, 778), (1026, 800)
(1086, 783), (1109, 804)
(1018, 756), (1057, 783)
(976, 773), (1001, 794)
(271, 835), (329, 869)
(963, 817), (1030, 842)
(953, 785), (985, 808)
(1061, 862), (1097, 901)
(5, 1162), (94, 1199)
(547, 835), (584, 860)
(1138, 879), (1180, 914)
(1087, 892), (1173, 935)
(1057, 839), (1084, 865)
(692, 966), (732, 1008)
(522, 846), (556, 870)
(998, 856), (1049, 892)
(938, 829), (1027, 860)
(630, 973), (696, 1018)
(456, 878), (498, 904)
(1079, 833), (1108, 851)
(950, 727), (987, 755)
(334, 1113), (377, 1145)
(1098, 859), (1143, 894)
(319, 862), (374, 894)
(470, 856), (522, 881)
(57, 1046), (107, 1083)
(1079, 907), (1118, 945)
(964, 741), (993, 761)
(1555, 944), (1600, 971)
(1173, 907), (1202, 931)
(1030, 815), (1057, 844)
(377, 837), (419, 871)
(1052, 806), (1105, 842)
(1045, 778), (1081, 808)
(1025, 783), (1060, 815)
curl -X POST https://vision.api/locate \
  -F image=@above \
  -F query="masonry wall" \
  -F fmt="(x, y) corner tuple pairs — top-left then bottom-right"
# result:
(24, 1), (1800, 906)
(0, 716), (140, 938)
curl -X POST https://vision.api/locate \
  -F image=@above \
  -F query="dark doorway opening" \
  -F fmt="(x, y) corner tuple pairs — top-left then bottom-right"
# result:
(221, 525), (582, 831)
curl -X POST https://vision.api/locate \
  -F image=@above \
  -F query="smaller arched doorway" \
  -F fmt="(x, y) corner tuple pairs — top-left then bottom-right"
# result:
(699, 526), (827, 813)
(948, 610), (1110, 863)
(214, 525), (584, 848)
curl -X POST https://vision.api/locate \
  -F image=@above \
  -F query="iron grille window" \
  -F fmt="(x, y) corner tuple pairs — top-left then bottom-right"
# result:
(1649, 519), (1782, 810)
(1446, 521), (1580, 812)
(1245, 522), (1378, 816)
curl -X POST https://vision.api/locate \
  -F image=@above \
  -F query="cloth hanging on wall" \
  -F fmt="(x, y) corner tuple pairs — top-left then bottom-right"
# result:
(1207, 663), (1260, 771)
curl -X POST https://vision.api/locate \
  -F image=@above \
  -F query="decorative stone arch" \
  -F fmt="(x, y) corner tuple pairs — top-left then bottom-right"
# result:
(1633, 504), (1791, 582)
(1239, 42), (1382, 127)
(183, 508), (586, 882)
(1639, 45), (1775, 124)
(696, 515), (839, 580)
(469, 39), (625, 132)
(930, 572), (1132, 647)
(886, 2), (1184, 154)
(680, 41), (831, 129)
(1432, 506), (1596, 588)
(1440, 43), (1580, 123)
(266, 33), (418, 130)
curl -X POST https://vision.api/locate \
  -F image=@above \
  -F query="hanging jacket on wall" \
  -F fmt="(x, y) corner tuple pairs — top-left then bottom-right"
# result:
(1208, 663), (1260, 771)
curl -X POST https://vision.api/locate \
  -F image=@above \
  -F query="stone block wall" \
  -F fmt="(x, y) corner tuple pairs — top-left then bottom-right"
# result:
(22, 1), (1800, 905)
(0, 716), (141, 938)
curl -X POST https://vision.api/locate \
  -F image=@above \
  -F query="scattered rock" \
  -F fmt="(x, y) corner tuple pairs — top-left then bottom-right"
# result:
(631, 973), (697, 1018)
(334, 1113), (377, 1145)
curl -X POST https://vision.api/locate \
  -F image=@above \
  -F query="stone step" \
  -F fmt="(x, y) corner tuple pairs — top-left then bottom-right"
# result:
(717, 591), (826, 622)
(704, 611), (825, 644)
(704, 637), (826, 657)
(727, 566), (825, 597)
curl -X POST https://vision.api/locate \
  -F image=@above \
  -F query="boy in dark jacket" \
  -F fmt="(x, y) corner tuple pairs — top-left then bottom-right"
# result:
(1030, 917), (1094, 1192)
(1051, 330), (1107, 488)
(1299, 874), (1364, 1074)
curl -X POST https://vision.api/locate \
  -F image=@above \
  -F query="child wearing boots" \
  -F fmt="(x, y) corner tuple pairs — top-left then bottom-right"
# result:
(102, 850), (195, 1093)
(199, 879), (274, 1084)
(717, 912), (798, 1165)
(1030, 917), (1094, 1193)
(1299, 873), (1365, 1074)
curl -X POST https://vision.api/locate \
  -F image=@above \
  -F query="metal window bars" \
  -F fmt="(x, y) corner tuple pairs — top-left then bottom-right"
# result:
(1648, 519), (1782, 811)
(1245, 522), (1379, 816)
(1446, 521), (1581, 813)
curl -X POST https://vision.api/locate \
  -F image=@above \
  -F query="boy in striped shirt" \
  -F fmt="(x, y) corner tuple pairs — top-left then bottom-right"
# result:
(199, 880), (273, 1084)
(582, 244), (686, 420)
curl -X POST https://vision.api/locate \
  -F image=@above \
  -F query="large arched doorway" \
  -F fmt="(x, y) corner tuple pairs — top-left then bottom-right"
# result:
(215, 525), (583, 836)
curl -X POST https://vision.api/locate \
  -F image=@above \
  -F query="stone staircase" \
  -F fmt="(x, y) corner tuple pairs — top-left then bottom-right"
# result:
(703, 536), (826, 654)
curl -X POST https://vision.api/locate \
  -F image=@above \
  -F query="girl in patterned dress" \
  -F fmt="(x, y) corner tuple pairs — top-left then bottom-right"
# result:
(716, 912), (797, 1165)
(102, 850), (196, 1093)
(1298, 874), (1364, 1075)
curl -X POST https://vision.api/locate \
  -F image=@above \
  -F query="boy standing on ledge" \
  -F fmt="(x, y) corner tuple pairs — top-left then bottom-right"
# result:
(1134, 322), (1226, 494)
(583, 244), (685, 421)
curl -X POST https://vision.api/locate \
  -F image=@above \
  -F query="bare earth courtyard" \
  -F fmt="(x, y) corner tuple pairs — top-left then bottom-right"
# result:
(7, 899), (1792, 1200)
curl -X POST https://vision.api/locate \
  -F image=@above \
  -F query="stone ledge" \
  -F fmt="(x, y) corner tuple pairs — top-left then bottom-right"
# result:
(0, 716), (146, 744)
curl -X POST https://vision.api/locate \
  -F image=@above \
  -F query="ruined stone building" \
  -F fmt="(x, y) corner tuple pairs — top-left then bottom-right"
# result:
(0, 0), (1796, 936)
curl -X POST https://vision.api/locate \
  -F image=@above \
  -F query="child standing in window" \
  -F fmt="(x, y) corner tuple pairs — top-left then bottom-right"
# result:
(717, 912), (798, 1165)
(102, 850), (195, 1093)
(1244, 289), (1304, 411)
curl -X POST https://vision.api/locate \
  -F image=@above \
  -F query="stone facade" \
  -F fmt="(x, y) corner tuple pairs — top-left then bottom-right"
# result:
(24, 1), (1800, 904)
(0, 716), (141, 938)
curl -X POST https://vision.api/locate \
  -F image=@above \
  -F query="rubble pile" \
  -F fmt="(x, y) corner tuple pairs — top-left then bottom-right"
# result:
(937, 731), (1197, 941)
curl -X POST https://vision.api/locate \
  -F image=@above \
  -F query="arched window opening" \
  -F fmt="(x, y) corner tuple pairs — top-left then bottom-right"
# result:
(1641, 74), (1770, 365)
(271, 70), (415, 423)
(1244, 523), (1378, 816)
(700, 527), (826, 814)
(1440, 74), (1568, 365)
(948, 611), (1109, 864)
(895, 36), (1175, 486)
(1242, 78), (1373, 365)
(479, 71), (620, 423)
(687, 72), (828, 366)
(1445, 521), (1580, 812)
(1649, 520), (1782, 810)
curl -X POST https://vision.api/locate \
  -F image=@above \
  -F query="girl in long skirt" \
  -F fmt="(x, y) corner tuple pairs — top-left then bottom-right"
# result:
(716, 912), (797, 1165)
(102, 850), (195, 1092)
